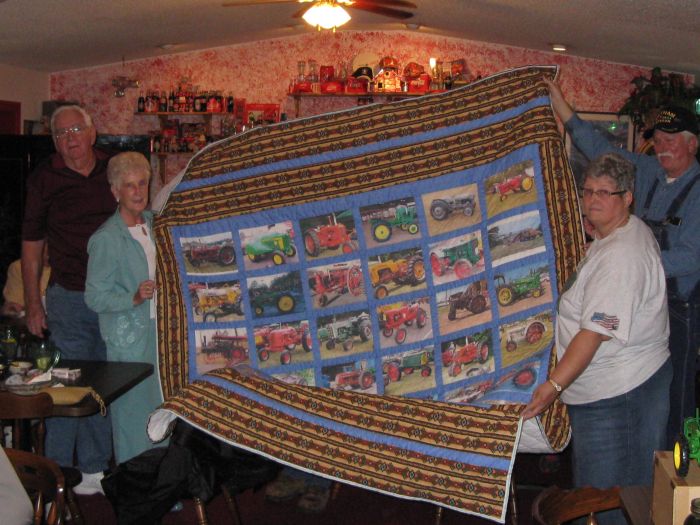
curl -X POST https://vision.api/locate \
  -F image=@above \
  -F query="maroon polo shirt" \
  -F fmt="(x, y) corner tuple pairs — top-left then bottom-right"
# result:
(22, 148), (117, 291)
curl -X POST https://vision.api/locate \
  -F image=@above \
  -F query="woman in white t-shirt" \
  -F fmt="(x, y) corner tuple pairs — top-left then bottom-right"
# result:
(523, 153), (671, 524)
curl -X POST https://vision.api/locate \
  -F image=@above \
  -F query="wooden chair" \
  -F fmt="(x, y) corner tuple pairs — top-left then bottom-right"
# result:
(6, 447), (66, 525)
(532, 485), (622, 525)
(0, 391), (84, 524)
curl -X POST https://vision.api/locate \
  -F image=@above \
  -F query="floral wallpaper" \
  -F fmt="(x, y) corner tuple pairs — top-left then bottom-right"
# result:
(50, 30), (659, 183)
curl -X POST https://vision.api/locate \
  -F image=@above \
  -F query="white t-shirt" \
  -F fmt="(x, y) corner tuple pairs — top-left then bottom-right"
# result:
(557, 215), (669, 405)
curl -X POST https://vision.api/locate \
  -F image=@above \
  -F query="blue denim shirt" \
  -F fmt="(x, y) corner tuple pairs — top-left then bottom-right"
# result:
(566, 114), (700, 300)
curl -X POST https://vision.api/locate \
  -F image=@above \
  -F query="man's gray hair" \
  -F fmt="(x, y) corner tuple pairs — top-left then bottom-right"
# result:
(50, 104), (93, 133)
(107, 152), (152, 190)
(584, 153), (635, 194)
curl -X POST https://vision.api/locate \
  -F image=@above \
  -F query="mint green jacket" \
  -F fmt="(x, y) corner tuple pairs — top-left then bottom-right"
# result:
(85, 210), (154, 355)
(85, 209), (163, 463)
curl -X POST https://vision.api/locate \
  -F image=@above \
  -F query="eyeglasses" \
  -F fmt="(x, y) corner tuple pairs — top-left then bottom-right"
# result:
(53, 125), (89, 139)
(578, 188), (627, 199)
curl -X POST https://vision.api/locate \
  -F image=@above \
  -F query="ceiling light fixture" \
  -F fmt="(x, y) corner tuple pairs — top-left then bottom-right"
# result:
(551, 44), (567, 52)
(302, 1), (351, 32)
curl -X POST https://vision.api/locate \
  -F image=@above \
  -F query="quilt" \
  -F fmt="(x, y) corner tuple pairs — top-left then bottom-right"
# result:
(150, 65), (584, 522)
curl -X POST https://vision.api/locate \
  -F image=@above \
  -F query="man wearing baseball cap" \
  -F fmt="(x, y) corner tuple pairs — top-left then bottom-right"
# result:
(546, 79), (700, 449)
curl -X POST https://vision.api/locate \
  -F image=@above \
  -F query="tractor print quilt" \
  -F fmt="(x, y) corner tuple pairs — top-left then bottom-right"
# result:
(150, 65), (584, 523)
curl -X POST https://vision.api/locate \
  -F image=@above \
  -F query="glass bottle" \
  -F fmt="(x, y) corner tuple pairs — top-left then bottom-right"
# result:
(32, 340), (56, 372)
(0, 326), (18, 362)
(685, 498), (700, 524)
(137, 91), (145, 112)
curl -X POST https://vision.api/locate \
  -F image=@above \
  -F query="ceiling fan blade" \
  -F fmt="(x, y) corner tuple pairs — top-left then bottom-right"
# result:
(222, 0), (307, 6)
(349, 3), (414, 19)
(291, 4), (314, 18)
(348, 0), (416, 7)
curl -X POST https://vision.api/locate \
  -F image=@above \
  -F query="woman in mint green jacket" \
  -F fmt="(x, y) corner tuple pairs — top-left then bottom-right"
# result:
(85, 152), (162, 464)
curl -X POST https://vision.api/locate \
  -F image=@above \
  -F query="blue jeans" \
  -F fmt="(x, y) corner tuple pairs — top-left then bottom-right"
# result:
(568, 358), (671, 525)
(45, 284), (113, 473)
(666, 295), (699, 448)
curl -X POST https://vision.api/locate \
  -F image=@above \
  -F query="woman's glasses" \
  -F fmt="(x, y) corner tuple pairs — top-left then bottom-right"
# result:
(578, 188), (627, 199)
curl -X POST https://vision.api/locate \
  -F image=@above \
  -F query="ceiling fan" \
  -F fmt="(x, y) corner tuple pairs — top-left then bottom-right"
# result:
(222, 1), (417, 31)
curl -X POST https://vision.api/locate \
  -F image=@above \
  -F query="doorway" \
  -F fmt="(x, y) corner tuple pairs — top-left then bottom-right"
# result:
(0, 100), (21, 134)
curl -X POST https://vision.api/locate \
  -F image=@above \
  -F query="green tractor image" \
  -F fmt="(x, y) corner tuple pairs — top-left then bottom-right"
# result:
(430, 238), (482, 279)
(245, 232), (297, 266)
(317, 313), (372, 352)
(494, 271), (544, 307)
(370, 204), (419, 243)
(674, 410), (700, 477)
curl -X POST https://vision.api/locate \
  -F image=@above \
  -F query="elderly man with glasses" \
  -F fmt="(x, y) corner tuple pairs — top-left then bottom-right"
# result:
(21, 104), (116, 495)
(545, 79), (700, 450)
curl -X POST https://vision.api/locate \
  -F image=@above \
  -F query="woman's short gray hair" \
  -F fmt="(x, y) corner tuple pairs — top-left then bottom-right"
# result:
(583, 153), (635, 194)
(107, 152), (152, 190)
(50, 104), (93, 132)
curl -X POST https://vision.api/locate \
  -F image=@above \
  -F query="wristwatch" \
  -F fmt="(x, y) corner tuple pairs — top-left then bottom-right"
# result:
(548, 378), (563, 393)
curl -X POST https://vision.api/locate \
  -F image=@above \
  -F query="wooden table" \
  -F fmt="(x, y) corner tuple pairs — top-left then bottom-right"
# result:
(621, 485), (652, 525)
(50, 360), (154, 416)
(1, 360), (153, 417)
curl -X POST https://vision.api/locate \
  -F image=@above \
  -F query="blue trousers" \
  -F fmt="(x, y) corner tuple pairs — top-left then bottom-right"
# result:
(568, 358), (671, 525)
(45, 284), (113, 473)
(666, 296), (699, 448)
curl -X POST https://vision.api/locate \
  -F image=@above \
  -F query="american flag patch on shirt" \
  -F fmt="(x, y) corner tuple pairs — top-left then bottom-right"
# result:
(591, 312), (619, 330)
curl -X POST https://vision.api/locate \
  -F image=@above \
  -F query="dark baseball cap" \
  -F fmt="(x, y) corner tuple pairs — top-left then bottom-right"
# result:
(653, 106), (699, 135)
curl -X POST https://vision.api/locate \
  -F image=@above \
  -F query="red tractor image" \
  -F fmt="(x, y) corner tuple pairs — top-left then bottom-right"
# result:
(332, 365), (376, 391)
(186, 240), (236, 268)
(303, 216), (358, 257)
(308, 265), (363, 307)
(491, 172), (535, 200)
(441, 334), (491, 377)
(378, 302), (428, 345)
(254, 323), (311, 365)
(200, 331), (248, 366)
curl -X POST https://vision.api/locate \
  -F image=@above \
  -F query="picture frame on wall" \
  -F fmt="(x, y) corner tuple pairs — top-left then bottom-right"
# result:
(564, 112), (635, 186)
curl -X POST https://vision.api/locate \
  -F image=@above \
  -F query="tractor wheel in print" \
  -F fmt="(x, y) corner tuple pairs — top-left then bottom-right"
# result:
(258, 349), (270, 362)
(512, 367), (536, 389)
(395, 328), (407, 344)
(271, 251), (286, 266)
(469, 294), (487, 314)
(359, 371), (374, 390)
(359, 321), (371, 342)
(303, 230), (320, 257)
(280, 351), (292, 365)
(342, 339), (354, 352)
(347, 266), (364, 296)
(385, 362), (401, 383)
(430, 199), (450, 221)
(430, 252), (444, 277)
(478, 342), (490, 363)
(453, 259), (472, 279)
(218, 245), (236, 266)
(416, 308), (427, 329)
(407, 256), (425, 284)
(497, 285), (515, 306)
(276, 294), (296, 314)
(525, 322), (545, 344)
(372, 220), (392, 243)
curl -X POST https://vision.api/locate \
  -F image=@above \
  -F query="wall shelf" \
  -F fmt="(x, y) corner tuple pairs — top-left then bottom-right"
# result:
(287, 92), (425, 118)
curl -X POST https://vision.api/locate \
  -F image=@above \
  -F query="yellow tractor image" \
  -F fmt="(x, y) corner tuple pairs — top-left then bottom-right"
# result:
(369, 255), (425, 299)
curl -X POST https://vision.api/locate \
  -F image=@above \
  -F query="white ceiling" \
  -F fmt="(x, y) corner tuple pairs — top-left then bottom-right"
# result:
(0, 0), (698, 78)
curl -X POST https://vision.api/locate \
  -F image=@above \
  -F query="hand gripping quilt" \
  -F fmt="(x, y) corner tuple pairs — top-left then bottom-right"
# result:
(149, 65), (584, 522)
